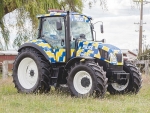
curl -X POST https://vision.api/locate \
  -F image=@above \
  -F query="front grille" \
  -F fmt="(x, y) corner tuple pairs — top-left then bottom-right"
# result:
(116, 53), (122, 62)
(100, 49), (109, 60)
(108, 64), (123, 71)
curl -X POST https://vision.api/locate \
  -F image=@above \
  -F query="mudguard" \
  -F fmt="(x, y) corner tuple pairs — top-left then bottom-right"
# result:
(65, 56), (95, 69)
(18, 43), (50, 61)
(18, 39), (75, 63)
(18, 39), (55, 63)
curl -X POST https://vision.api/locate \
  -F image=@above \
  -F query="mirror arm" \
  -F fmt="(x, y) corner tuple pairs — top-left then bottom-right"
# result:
(93, 21), (103, 25)
(93, 30), (96, 41)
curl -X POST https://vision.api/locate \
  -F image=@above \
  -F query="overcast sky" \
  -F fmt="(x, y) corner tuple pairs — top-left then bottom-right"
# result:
(1, 0), (150, 52)
(83, 0), (150, 51)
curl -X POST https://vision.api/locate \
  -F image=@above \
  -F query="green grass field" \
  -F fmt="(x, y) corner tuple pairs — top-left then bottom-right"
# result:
(0, 75), (150, 113)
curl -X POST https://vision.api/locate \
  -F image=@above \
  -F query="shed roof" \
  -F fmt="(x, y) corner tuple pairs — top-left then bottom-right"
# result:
(0, 51), (18, 55)
(121, 49), (137, 56)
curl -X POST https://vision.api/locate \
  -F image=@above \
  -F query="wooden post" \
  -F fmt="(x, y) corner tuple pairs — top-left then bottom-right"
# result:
(2, 60), (14, 79)
(2, 60), (8, 79)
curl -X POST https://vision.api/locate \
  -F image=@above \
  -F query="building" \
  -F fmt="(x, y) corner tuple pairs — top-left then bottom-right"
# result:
(0, 51), (18, 72)
(121, 49), (137, 61)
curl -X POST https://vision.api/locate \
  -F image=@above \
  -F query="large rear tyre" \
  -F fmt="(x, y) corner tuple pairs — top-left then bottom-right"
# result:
(67, 61), (108, 98)
(12, 48), (51, 93)
(107, 61), (142, 94)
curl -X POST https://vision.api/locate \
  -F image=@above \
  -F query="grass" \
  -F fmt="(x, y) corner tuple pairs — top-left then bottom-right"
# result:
(0, 75), (150, 113)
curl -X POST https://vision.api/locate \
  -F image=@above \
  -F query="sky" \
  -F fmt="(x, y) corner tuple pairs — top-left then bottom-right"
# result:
(83, 0), (150, 52)
(0, 0), (150, 52)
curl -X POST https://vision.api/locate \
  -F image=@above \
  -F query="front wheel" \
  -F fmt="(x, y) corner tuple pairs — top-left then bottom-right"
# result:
(67, 61), (108, 98)
(107, 61), (142, 94)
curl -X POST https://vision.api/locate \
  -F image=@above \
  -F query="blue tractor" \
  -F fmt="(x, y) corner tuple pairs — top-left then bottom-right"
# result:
(12, 10), (142, 97)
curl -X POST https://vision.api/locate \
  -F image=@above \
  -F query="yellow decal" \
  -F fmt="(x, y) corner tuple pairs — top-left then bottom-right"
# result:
(103, 46), (109, 51)
(93, 43), (99, 48)
(54, 13), (61, 15)
(45, 14), (50, 16)
(46, 51), (55, 58)
(114, 50), (120, 54)
(38, 43), (51, 48)
(31, 40), (37, 43)
(76, 49), (83, 56)
(83, 41), (89, 45)
(117, 62), (123, 65)
(71, 49), (75, 56)
(56, 49), (65, 61)
(94, 53), (100, 58)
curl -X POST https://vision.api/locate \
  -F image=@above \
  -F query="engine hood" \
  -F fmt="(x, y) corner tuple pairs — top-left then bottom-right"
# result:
(76, 41), (123, 65)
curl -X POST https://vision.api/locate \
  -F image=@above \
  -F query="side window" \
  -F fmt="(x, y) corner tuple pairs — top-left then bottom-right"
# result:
(42, 17), (65, 49)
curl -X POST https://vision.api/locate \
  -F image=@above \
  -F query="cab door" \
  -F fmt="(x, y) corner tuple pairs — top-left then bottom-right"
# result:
(41, 17), (66, 62)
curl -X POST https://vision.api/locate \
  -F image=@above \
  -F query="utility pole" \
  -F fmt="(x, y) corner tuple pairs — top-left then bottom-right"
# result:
(134, 0), (150, 56)
(139, 0), (143, 56)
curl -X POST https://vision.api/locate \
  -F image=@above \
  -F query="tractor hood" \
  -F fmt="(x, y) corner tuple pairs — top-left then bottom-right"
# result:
(76, 41), (123, 65)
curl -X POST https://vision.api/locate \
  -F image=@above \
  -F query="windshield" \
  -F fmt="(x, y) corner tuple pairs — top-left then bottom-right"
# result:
(71, 21), (93, 40)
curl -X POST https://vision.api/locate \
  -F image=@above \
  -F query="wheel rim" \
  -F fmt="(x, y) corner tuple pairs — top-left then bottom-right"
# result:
(18, 58), (38, 89)
(111, 79), (129, 91)
(73, 71), (92, 94)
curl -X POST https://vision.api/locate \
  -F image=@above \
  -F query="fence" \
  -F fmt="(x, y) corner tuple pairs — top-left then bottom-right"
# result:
(134, 60), (150, 75)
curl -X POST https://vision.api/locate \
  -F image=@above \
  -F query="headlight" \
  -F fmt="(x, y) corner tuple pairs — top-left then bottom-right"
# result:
(109, 53), (117, 63)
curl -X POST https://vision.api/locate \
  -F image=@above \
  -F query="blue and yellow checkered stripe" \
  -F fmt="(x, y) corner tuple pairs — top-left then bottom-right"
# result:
(76, 41), (123, 65)
(29, 39), (123, 65)
(29, 39), (75, 63)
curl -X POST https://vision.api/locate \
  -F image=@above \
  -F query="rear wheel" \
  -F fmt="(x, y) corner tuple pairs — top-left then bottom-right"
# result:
(107, 61), (142, 94)
(12, 48), (51, 93)
(67, 61), (108, 98)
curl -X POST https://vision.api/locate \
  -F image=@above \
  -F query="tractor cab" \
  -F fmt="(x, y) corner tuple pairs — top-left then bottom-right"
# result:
(37, 10), (94, 44)
(36, 10), (97, 62)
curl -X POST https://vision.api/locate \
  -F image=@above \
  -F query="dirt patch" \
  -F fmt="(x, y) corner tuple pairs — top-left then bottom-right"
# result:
(142, 74), (150, 85)
(0, 77), (13, 86)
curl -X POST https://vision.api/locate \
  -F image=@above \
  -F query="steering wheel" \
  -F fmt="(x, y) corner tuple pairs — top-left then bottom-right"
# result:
(79, 34), (86, 39)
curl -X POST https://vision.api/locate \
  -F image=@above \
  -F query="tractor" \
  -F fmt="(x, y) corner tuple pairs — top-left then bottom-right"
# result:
(12, 10), (142, 97)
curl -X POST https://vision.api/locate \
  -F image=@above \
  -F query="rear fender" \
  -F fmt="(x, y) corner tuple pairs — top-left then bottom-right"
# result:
(18, 43), (55, 63)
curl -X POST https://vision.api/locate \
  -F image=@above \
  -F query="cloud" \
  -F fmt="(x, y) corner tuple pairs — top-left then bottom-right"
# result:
(83, 0), (150, 51)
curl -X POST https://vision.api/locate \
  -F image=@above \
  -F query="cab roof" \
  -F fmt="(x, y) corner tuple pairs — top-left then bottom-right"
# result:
(37, 11), (92, 20)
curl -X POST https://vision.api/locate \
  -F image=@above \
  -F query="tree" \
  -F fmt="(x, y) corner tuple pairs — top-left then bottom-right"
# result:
(0, 0), (83, 50)
(139, 44), (150, 60)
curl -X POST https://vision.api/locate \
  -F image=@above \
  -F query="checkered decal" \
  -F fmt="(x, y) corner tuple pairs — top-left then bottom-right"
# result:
(30, 39), (75, 63)
(76, 41), (123, 65)
(29, 39), (123, 65)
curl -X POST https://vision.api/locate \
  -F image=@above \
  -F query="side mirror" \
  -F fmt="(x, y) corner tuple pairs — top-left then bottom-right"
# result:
(80, 34), (86, 39)
(100, 25), (104, 33)
(56, 21), (62, 30)
(101, 39), (106, 43)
